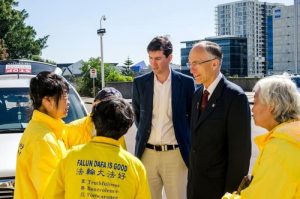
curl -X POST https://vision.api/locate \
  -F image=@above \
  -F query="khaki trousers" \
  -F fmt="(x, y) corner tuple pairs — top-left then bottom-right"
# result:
(141, 148), (188, 199)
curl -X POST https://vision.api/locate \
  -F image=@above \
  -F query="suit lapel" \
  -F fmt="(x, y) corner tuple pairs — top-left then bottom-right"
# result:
(191, 87), (203, 132)
(144, 73), (154, 120)
(195, 77), (225, 128)
(171, 70), (182, 117)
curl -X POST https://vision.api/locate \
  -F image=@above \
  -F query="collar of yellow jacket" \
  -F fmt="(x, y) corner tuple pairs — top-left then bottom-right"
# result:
(31, 110), (65, 139)
(91, 136), (121, 147)
(255, 120), (300, 151)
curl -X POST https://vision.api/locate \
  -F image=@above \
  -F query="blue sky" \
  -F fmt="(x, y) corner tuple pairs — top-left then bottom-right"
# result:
(18, 0), (293, 65)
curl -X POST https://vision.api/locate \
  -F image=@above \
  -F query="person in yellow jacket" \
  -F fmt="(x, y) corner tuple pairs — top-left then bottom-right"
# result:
(44, 97), (151, 199)
(223, 75), (300, 199)
(14, 72), (126, 199)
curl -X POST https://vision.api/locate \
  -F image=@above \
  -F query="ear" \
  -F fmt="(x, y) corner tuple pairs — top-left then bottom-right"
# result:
(268, 105), (275, 114)
(212, 59), (220, 70)
(42, 96), (54, 110)
(167, 54), (173, 62)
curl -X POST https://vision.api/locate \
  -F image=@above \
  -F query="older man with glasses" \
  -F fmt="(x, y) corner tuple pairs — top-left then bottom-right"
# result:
(187, 41), (252, 199)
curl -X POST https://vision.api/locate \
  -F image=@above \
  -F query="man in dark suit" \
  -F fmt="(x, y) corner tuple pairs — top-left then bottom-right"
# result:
(132, 36), (195, 199)
(187, 41), (251, 199)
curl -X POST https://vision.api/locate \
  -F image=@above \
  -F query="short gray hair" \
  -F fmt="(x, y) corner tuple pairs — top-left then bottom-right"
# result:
(193, 41), (223, 66)
(253, 76), (300, 123)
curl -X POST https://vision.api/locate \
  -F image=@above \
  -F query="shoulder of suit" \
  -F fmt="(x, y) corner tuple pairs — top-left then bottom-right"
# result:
(172, 70), (194, 81)
(134, 72), (153, 82)
(223, 77), (246, 95)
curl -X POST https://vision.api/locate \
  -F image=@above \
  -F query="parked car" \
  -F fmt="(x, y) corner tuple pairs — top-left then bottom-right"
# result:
(0, 60), (87, 198)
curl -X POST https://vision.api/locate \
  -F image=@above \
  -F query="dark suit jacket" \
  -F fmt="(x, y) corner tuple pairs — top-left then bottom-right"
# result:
(187, 76), (251, 199)
(132, 70), (195, 166)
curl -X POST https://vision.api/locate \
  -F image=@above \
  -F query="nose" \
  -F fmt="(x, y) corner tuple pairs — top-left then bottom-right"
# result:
(151, 59), (157, 66)
(190, 65), (195, 75)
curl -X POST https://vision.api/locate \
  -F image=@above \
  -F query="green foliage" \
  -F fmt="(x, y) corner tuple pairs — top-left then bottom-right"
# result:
(0, 0), (48, 59)
(76, 57), (133, 97)
(0, 38), (8, 60)
(121, 56), (134, 76)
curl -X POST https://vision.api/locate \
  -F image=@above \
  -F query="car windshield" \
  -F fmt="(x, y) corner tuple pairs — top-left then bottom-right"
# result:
(0, 87), (86, 132)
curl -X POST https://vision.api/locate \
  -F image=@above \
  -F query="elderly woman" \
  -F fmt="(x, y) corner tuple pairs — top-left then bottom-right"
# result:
(223, 76), (300, 199)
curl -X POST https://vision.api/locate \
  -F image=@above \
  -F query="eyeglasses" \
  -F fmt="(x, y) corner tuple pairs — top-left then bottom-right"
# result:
(187, 58), (217, 68)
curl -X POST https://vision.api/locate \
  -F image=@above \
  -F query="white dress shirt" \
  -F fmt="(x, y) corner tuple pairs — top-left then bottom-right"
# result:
(204, 73), (222, 100)
(148, 70), (177, 145)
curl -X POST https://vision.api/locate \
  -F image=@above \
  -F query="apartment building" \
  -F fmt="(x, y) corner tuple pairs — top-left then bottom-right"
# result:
(181, 35), (248, 77)
(272, 1), (300, 74)
(215, 0), (281, 76)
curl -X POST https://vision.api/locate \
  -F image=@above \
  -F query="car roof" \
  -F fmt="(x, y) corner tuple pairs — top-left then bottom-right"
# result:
(0, 59), (62, 76)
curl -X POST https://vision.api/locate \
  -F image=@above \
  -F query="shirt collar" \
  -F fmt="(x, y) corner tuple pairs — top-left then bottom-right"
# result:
(31, 110), (65, 138)
(204, 73), (222, 94)
(91, 136), (121, 147)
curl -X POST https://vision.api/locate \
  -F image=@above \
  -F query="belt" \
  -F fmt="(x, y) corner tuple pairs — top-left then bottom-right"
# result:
(146, 143), (179, 151)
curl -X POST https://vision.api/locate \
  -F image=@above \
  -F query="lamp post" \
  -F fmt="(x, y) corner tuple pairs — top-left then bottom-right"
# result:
(97, 15), (106, 89)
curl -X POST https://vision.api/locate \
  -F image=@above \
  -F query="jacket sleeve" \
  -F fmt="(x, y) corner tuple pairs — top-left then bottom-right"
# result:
(63, 115), (127, 149)
(225, 93), (251, 192)
(29, 139), (62, 198)
(63, 115), (94, 149)
(132, 78), (140, 127)
(239, 140), (300, 199)
(44, 158), (65, 199)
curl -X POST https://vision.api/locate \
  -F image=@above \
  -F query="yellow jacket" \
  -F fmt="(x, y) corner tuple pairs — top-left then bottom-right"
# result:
(44, 136), (151, 199)
(223, 121), (300, 199)
(14, 110), (126, 199)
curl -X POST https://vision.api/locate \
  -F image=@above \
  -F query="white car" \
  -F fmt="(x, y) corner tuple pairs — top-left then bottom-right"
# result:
(0, 60), (88, 198)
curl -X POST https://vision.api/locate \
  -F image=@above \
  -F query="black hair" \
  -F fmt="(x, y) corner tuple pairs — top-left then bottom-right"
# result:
(29, 71), (69, 109)
(91, 98), (134, 140)
(147, 36), (173, 57)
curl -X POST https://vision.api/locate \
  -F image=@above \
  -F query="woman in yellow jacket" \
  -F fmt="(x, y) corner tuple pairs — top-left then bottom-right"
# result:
(14, 72), (125, 199)
(45, 97), (151, 199)
(223, 76), (300, 199)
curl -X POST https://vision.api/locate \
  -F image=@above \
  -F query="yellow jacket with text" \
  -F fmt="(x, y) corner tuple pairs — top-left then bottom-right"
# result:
(44, 136), (151, 199)
(223, 121), (300, 199)
(14, 110), (126, 199)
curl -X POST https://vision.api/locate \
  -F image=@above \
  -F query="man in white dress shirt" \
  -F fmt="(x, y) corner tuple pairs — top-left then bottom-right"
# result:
(132, 36), (195, 199)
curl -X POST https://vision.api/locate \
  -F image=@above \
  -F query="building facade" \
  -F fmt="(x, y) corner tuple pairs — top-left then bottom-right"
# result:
(215, 0), (281, 76)
(272, 1), (300, 74)
(181, 36), (248, 77)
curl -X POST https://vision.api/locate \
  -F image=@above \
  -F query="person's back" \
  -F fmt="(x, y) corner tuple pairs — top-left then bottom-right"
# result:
(52, 139), (149, 199)
(45, 97), (151, 199)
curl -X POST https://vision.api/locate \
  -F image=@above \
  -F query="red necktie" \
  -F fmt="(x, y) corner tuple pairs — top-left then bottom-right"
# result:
(201, 90), (209, 112)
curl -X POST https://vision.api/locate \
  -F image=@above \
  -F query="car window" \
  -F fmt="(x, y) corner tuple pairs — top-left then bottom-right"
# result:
(0, 87), (86, 132)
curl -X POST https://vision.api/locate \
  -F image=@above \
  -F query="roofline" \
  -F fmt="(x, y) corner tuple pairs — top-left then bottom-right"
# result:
(0, 59), (56, 67)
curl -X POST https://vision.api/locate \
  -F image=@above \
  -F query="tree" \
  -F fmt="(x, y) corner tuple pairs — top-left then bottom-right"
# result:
(76, 57), (133, 97)
(0, 0), (48, 59)
(0, 39), (8, 60)
(122, 56), (134, 76)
